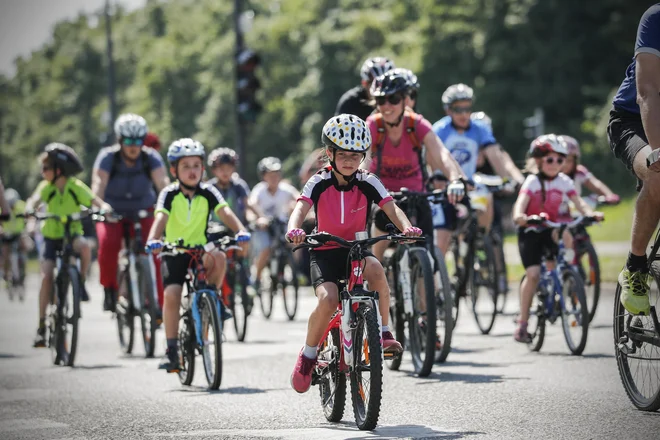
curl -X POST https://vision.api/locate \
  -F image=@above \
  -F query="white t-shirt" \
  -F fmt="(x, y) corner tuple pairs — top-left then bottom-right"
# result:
(249, 181), (299, 221)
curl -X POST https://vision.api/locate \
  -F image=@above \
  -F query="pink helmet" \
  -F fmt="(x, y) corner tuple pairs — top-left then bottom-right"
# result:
(558, 135), (580, 157)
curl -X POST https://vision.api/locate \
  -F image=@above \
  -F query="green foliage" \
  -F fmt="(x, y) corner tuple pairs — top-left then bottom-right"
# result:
(0, 0), (646, 198)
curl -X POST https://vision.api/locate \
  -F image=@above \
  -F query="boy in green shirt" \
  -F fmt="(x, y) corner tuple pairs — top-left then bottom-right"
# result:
(0, 188), (33, 292)
(146, 138), (250, 373)
(26, 143), (111, 347)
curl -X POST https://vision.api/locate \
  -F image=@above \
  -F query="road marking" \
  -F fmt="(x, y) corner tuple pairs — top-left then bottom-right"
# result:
(0, 418), (68, 432)
(146, 424), (461, 439)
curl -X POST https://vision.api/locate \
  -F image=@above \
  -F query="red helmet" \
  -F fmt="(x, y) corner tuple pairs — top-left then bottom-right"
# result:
(558, 135), (580, 157)
(143, 132), (161, 150)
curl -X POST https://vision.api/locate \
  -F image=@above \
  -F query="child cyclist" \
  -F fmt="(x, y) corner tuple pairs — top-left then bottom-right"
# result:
(512, 134), (603, 342)
(286, 114), (422, 393)
(26, 143), (112, 347)
(146, 139), (251, 373)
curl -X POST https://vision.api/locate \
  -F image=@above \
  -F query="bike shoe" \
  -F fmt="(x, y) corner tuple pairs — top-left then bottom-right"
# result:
(290, 349), (316, 394)
(103, 287), (116, 312)
(80, 283), (90, 302)
(382, 331), (403, 354)
(619, 268), (651, 316)
(158, 350), (181, 373)
(33, 327), (47, 348)
(513, 321), (532, 343)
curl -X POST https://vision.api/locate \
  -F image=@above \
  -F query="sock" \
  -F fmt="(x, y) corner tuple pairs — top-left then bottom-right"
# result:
(626, 252), (648, 272)
(381, 325), (390, 333)
(302, 344), (317, 359)
(166, 338), (178, 358)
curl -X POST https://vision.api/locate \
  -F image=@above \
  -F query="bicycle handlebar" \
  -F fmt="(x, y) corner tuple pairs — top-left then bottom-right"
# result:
(292, 232), (425, 252)
(524, 215), (601, 233)
(92, 209), (153, 223)
(18, 209), (95, 223)
(389, 188), (448, 203)
(155, 236), (241, 256)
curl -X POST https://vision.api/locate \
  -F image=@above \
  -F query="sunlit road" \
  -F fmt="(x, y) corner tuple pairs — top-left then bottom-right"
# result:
(0, 274), (657, 439)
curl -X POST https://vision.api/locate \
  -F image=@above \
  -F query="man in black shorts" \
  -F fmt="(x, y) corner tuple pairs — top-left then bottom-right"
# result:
(608, 4), (660, 316)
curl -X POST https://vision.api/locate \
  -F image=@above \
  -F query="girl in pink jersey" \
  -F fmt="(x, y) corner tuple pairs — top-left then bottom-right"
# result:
(286, 114), (422, 394)
(511, 135), (602, 342)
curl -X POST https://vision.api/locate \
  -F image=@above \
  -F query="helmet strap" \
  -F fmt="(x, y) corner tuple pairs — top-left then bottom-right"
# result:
(329, 150), (359, 183)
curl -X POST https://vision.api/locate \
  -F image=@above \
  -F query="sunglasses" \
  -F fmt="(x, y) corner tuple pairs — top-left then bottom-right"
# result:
(375, 94), (403, 106)
(450, 106), (472, 114)
(121, 138), (144, 147)
(543, 156), (565, 165)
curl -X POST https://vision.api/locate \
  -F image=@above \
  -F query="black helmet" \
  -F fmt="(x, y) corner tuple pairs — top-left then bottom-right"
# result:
(208, 148), (239, 167)
(370, 71), (409, 97)
(45, 143), (83, 176)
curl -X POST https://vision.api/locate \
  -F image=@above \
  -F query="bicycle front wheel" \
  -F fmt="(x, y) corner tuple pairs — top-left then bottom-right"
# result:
(258, 266), (275, 319)
(560, 268), (589, 355)
(350, 304), (383, 431)
(53, 267), (81, 367)
(470, 236), (498, 335)
(231, 262), (250, 342)
(199, 291), (223, 390)
(434, 249), (453, 364)
(576, 241), (600, 323)
(281, 251), (300, 321)
(137, 255), (159, 358)
(614, 262), (660, 411)
(116, 269), (135, 355)
(407, 248), (436, 377)
(318, 327), (346, 422)
(520, 275), (545, 352)
(177, 312), (195, 385)
(385, 255), (404, 371)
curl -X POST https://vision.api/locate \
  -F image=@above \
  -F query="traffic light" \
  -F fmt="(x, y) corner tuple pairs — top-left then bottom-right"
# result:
(236, 49), (262, 123)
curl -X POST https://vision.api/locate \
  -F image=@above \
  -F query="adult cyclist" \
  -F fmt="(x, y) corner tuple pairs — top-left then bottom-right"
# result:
(335, 56), (396, 121)
(432, 84), (516, 256)
(92, 113), (170, 312)
(364, 70), (466, 263)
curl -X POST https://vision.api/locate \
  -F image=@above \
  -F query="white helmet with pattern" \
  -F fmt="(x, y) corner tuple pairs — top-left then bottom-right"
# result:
(114, 113), (148, 139)
(167, 138), (206, 165)
(321, 114), (371, 153)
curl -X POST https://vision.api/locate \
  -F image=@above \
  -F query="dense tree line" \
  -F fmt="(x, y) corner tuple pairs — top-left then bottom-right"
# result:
(0, 0), (648, 197)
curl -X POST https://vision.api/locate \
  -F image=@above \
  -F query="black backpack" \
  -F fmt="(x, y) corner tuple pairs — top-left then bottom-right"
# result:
(109, 149), (152, 181)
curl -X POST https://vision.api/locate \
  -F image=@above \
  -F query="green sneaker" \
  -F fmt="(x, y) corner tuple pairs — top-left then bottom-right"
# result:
(618, 268), (651, 315)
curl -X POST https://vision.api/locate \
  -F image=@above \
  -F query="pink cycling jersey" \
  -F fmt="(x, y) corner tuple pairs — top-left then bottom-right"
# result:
(520, 173), (577, 222)
(366, 114), (433, 192)
(299, 167), (393, 250)
(557, 165), (593, 220)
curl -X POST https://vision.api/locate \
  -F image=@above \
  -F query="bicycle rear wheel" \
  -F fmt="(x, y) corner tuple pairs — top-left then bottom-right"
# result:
(318, 326), (346, 422)
(470, 235), (498, 335)
(199, 291), (223, 390)
(116, 269), (135, 355)
(560, 268), (589, 355)
(407, 248), (436, 377)
(137, 255), (158, 358)
(434, 249), (453, 363)
(231, 262), (250, 342)
(576, 241), (600, 323)
(614, 262), (660, 411)
(53, 267), (81, 367)
(520, 275), (545, 352)
(281, 251), (299, 321)
(177, 312), (195, 385)
(350, 304), (383, 431)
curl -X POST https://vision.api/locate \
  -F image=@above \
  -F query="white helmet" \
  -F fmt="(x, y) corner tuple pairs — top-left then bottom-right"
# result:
(471, 111), (492, 129)
(167, 138), (206, 165)
(4, 188), (19, 208)
(114, 113), (148, 139)
(529, 134), (568, 158)
(321, 114), (371, 153)
(442, 83), (474, 109)
(360, 57), (395, 83)
(257, 157), (282, 174)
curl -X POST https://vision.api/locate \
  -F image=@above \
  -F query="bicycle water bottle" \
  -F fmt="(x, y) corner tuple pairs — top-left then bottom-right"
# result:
(398, 249), (414, 315)
(341, 298), (353, 366)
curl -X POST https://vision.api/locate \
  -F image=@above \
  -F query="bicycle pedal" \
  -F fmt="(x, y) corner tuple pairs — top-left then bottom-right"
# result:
(384, 351), (402, 360)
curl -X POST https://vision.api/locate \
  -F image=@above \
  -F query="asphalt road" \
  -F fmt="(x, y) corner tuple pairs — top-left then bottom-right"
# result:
(0, 273), (658, 440)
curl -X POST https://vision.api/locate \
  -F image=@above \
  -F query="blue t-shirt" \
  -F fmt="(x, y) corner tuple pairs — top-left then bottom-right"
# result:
(612, 4), (660, 114)
(432, 116), (497, 179)
(93, 145), (164, 214)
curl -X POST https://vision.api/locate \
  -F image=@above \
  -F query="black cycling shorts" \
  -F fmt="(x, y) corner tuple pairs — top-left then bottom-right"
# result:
(608, 107), (648, 189)
(517, 228), (558, 269)
(41, 237), (80, 262)
(310, 248), (374, 290)
(162, 253), (193, 287)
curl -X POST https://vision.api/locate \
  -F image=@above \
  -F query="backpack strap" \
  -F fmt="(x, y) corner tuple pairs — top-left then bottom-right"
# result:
(109, 148), (152, 181)
(404, 110), (428, 184)
(45, 187), (81, 207)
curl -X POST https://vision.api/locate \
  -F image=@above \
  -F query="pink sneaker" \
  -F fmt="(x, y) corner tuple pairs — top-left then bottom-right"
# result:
(382, 331), (403, 353)
(290, 349), (316, 393)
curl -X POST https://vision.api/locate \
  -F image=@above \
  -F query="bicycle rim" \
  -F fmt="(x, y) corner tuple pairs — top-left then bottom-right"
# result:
(494, 238), (508, 314)
(59, 267), (81, 367)
(577, 243), (600, 323)
(137, 256), (158, 358)
(560, 269), (589, 355)
(177, 313), (195, 385)
(200, 292), (223, 390)
(614, 263), (660, 411)
(470, 237), (498, 335)
(350, 305), (383, 431)
(407, 248), (436, 377)
(116, 270), (135, 354)
(434, 249), (454, 364)
(231, 264), (249, 342)
(282, 253), (299, 321)
(318, 327), (346, 422)
(259, 267), (275, 319)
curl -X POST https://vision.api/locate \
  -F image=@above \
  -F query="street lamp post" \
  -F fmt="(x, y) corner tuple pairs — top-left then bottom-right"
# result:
(233, 0), (247, 177)
(104, 0), (118, 144)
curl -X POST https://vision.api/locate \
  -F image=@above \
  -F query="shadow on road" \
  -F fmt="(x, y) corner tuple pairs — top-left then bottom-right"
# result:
(170, 385), (287, 395)
(536, 352), (614, 359)
(0, 353), (22, 359)
(71, 364), (124, 370)
(412, 370), (527, 384)
(320, 421), (485, 439)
